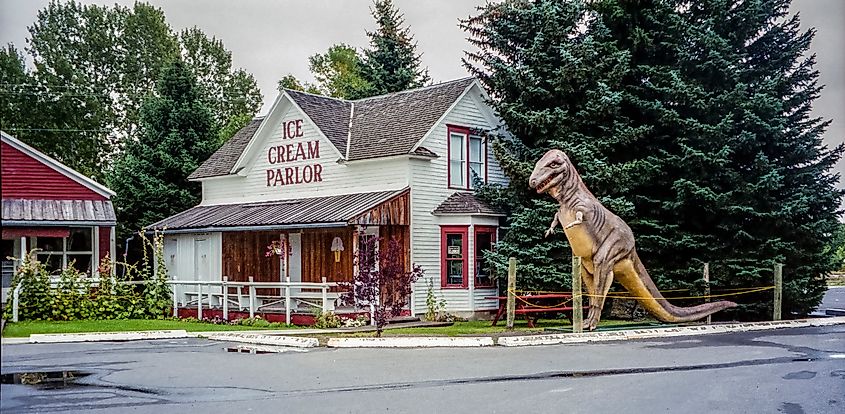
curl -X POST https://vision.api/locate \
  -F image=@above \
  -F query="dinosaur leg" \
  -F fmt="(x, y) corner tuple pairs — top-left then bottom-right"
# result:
(583, 261), (614, 331)
(583, 243), (627, 331)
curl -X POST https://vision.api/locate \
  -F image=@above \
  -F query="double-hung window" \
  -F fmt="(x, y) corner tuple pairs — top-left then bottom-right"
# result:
(441, 226), (468, 288)
(448, 126), (486, 189)
(34, 227), (94, 276)
(474, 226), (497, 288)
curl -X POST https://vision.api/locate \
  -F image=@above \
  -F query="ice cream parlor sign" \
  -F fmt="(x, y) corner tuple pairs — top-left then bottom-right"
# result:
(265, 119), (323, 187)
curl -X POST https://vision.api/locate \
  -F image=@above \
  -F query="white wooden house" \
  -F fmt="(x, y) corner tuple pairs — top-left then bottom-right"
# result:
(153, 77), (508, 320)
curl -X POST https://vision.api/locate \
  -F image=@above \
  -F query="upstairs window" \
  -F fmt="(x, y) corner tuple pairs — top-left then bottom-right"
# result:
(448, 126), (487, 189)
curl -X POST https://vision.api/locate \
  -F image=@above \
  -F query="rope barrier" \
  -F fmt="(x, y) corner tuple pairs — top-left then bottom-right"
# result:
(511, 294), (573, 309)
(582, 286), (775, 300)
(507, 285), (775, 302)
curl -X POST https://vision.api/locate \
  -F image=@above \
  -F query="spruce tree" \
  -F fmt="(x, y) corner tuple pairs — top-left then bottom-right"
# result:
(110, 61), (217, 242)
(361, 0), (430, 95)
(464, 0), (842, 319)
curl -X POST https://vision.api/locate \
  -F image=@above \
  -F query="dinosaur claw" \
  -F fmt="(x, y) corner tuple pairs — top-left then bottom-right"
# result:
(544, 228), (554, 238)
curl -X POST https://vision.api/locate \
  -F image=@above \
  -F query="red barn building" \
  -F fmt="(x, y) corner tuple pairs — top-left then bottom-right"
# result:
(1, 131), (116, 302)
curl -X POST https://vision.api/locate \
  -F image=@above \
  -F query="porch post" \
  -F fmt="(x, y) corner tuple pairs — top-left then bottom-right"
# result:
(172, 283), (178, 317)
(248, 276), (256, 318)
(284, 275), (291, 325)
(93, 226), (100, 277)
(197, 283), (203, 321)
(222, 276), (229, 320)
(321, 276), (329, 314)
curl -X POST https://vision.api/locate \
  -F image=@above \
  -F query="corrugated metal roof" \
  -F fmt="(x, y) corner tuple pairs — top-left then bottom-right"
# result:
(190, 78), (478, 179)
(432, 192), (504, 216)
(150, 189), (408, 231)
(1, 199), (116, 224)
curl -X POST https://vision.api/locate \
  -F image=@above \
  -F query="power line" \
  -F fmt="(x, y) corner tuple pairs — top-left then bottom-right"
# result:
(3, 128), (117, 133)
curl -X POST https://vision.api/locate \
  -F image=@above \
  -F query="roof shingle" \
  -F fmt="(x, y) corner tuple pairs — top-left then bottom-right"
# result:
(189, 78), (478, 179)
(432, 192), (503, 216)
(188, 117), (264, 179)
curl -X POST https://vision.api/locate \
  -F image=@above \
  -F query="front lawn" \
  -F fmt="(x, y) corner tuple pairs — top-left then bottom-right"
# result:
(1, 319), (302, 338)
(364, 318), (655, 337)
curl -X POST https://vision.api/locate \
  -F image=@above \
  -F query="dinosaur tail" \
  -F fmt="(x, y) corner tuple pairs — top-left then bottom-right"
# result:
(618, 251), (737, 323)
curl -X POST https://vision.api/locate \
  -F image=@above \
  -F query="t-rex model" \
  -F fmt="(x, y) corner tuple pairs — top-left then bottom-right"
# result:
(528, 149), (736, 330)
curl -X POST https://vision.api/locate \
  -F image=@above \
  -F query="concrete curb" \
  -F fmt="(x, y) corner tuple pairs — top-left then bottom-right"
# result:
(28, 330), (189, 344)
(327, 336), (495, 348)
(204, 333), (319, 348)
(498, 317), (845, 347)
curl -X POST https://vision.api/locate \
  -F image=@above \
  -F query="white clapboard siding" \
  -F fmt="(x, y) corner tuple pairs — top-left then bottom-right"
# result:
(202, 102), (410, 205)
(409, 85), (506, 314)
(163, 232), (222, 301)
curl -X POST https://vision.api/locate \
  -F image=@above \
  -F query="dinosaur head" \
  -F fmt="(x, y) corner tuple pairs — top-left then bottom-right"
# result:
(528, 149), (571, 196)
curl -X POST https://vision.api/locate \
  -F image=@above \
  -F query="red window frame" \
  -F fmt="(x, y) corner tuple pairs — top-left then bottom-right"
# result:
(440, 225), (469, 288)
(447, 125), (488, 190)
(474, 226), (497, 288)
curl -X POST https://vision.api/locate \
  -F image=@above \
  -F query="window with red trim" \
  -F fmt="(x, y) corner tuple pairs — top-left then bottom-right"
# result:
(474, 226), (497, 287)
(447, 125), (487, 190)
(441, 226), (468, 288)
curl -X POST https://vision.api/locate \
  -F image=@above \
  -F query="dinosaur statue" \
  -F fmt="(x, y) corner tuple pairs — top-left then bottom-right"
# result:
(528, 149), (736, 330)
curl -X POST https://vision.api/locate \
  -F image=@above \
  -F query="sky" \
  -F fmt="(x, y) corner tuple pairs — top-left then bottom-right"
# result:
(1, 0), (843, 196)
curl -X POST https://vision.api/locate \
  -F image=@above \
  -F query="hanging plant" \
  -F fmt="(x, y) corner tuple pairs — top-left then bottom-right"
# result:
(265, 239), (289, 258)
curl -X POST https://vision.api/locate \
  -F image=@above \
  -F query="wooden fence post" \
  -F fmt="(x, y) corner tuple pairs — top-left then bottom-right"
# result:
(572, 256), (583, 334)
(773, 263), (783, 321)
(506, 257), (516, 330)
(703, 263), (711, 325)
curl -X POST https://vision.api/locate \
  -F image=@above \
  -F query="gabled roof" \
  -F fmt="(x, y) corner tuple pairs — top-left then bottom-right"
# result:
(0, 131), (115, 198)
(150, 188), (407, 232)
(188, 117), (264, 180)
(285, 90), (352, 154)
(190, 77), (480, 179)
(432, 192), (504, 216)
(346, 77), (476, 161)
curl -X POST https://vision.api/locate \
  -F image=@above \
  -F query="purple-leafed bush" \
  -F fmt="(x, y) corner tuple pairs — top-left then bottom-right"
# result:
(341, 234), (424, 336)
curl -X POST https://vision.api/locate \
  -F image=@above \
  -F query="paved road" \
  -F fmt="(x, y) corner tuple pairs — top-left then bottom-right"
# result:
(2, 324), (844, 414)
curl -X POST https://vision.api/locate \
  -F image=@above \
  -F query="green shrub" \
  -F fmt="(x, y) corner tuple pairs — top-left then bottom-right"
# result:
(3, 229), (173, 322)
(313, 310), (341, 329)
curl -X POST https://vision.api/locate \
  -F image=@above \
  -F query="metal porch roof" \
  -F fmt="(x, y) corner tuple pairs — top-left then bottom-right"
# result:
(150, 189), (408, 232)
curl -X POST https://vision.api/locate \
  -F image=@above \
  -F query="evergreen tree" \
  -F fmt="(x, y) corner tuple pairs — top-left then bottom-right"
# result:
(464, 0), (842, 319)
(361, 0), (430, 95)
(110, 61), (217, 242)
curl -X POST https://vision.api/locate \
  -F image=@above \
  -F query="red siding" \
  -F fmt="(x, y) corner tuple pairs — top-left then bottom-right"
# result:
(1, 141), (106, 200)
(99, 227), (112, 265)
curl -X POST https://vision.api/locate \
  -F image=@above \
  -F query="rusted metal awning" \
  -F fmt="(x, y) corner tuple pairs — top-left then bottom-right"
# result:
(150, 188), (409, 233)
(1, 199), (116, 226)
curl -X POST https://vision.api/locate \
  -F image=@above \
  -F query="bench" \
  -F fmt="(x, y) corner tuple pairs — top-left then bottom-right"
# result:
(487, 294), (589, 328)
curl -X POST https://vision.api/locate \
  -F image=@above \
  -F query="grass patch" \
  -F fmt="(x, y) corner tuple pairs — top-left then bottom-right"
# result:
(828, 273), (845, 287)
(1, 319), (302, 338)
(335, 318), (653, 338)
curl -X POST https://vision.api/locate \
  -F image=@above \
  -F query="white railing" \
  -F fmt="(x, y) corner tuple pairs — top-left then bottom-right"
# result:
(9, 276), (341, 325)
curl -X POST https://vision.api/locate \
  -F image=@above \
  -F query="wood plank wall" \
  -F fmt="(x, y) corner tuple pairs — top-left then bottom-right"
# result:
(222, 231), (281, 295)
(351, 191), (409, 226)
(300, 228), (353, 286)
(379, 225), (411, 272)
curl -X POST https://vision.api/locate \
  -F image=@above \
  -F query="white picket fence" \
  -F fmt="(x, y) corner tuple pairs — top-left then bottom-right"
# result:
(9, 276), (342, 325)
